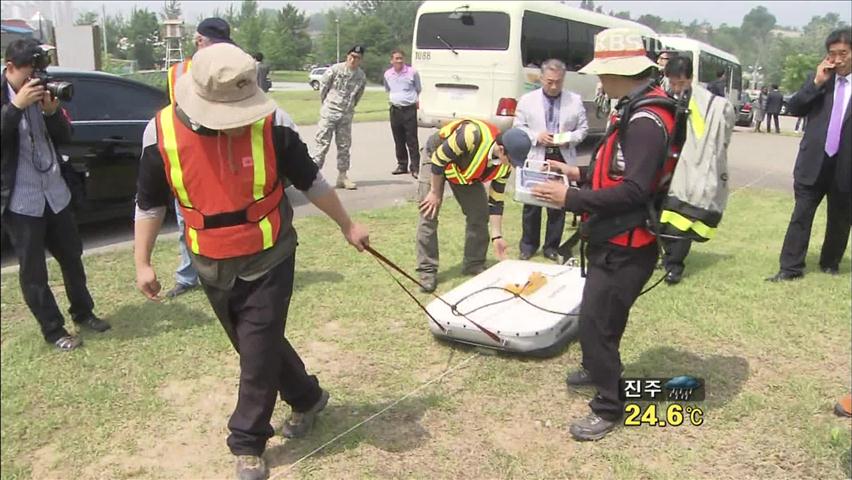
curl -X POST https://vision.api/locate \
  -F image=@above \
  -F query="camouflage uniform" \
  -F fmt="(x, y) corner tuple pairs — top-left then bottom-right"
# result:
(315, 62), (366, 173)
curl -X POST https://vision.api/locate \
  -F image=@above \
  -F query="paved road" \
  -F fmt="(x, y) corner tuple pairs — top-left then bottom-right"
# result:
(269, 81), (384, 92)
(0, 115), (804, 268)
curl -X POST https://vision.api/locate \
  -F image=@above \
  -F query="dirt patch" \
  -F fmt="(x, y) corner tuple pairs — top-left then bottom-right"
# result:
(69, 375), (237, 479)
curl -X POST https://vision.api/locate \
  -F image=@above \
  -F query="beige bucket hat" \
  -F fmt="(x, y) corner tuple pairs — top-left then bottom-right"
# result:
(579, 28), (658, 76)
(174, 43), (277, 130)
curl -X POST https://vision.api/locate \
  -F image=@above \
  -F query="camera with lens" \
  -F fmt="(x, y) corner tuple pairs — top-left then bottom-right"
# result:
(30, 46), (74, 102)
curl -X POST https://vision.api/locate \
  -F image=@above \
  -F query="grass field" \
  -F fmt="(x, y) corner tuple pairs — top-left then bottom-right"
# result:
(1, 189), (850, 479)
(270, 90), (389, 125)
(270, 70), (310, 83)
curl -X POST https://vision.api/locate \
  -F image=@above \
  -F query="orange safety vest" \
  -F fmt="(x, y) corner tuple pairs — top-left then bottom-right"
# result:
(437, 119), (510, 185)
(167, 60), (192, 104)
(589, 87), (679, 248)
(155, 104), (284, 260)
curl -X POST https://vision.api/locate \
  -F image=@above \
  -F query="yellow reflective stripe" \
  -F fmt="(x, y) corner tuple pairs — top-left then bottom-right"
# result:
(160, 105), (192, 208)
(187, 226), (199, 254)
(461, 120), (493, 180)
(659, 210), (716, 239)
(167, 65), (176, 103)
(688, 97), (706, 139)
(250, 118), (274, 250)
(251, 119), (266, 200)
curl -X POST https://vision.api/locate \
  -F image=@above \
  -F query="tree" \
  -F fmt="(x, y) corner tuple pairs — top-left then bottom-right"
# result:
(74, 11), (99, 26)
(637, 14), (663, 32)
(232, 0), (266, 54)
(261, 4), (312, 69)
(782, 52), (821, 92)
(611, 11), (631, 21)
(579, 0), (595, 11)
(160, 0), (181, 20)
(127, 7), (160, 69)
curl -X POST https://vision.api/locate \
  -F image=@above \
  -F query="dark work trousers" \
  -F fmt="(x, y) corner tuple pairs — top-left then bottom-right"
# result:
(579, 242), (658, 421)
(766, 113), (781, 133)
(201, 253), (322, 456)
(520, 151), (567, 255)
(1, 206), (94, 343)
(779, 154), (851, 274)
(389, 104), (420, 173)
(663, 238), (693, 275)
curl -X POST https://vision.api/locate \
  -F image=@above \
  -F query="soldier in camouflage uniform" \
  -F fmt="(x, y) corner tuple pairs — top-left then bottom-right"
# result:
(315, 45), (367, 190)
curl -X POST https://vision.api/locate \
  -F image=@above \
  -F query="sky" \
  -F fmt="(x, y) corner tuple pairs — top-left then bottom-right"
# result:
(5, 1), (851, 29)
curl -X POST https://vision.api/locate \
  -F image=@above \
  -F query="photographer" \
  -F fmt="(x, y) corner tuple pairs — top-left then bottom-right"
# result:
(1, 39), (109, 351)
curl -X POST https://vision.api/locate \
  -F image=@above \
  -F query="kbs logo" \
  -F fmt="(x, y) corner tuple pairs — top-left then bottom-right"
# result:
(415, 51), (431, 61)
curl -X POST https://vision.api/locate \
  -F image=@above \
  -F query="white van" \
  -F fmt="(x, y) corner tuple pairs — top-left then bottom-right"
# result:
(412, 1), (657, 135)
(658, 35), (743, 108)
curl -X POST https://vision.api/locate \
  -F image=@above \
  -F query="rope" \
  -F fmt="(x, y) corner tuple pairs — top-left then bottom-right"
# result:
(268, 352), (481, 479)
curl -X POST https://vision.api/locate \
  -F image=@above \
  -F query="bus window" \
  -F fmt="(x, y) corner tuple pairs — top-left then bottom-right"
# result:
(521, 11), (569, 67)
(567, 21), (604, 71)
(416, 12), (510, 50)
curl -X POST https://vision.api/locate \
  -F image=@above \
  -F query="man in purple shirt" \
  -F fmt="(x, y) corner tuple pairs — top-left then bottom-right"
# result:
(383, 49), (421, 177)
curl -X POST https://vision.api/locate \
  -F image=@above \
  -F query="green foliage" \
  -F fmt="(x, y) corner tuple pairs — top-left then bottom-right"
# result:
(127, 7), (160, 70)
(782, 53), (821, 92)
(317, 2), (420, 83)
(74, 11), (99, 26)
(260, 5), (312, 70)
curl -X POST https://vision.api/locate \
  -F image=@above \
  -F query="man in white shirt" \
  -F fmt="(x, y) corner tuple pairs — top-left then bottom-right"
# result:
(513, 59), (588, 261)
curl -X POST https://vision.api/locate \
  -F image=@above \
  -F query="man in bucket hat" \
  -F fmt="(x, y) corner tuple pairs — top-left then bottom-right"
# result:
(133, 43), (370, 479)
(532, 28), (681, 441)
(415, 122), (530, 293)
(164, 17), (236, 300)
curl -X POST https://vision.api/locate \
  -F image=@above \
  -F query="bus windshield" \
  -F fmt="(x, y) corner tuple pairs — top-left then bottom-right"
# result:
(416, 12), (511, 51)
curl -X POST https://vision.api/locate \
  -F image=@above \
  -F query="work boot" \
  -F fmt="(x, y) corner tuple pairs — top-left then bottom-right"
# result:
(665, 270), (683, 285)
(461, 264), (486, 276)
(565, 364), (625, 387)
(569, 412), (619, 441)
(235, 455), (269, 480)
(336, 172), (357, 190)
(165, 282), (198, 298)
(280, 389), (329, 439)
(73, 313), (111, 333)
(420, 277), (437, 294)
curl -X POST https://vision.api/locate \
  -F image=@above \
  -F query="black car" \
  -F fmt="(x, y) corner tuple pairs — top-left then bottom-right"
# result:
(50, 67), (168, 223)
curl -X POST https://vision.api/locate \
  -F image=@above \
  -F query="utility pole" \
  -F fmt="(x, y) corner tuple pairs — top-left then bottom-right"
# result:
(336, 18), (340, 64)
(101, 4), (108, 57)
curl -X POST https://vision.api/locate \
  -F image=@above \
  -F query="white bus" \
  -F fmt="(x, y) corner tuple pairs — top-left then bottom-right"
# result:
(412, 1), (658, 135)
(658, 36), (743, 106)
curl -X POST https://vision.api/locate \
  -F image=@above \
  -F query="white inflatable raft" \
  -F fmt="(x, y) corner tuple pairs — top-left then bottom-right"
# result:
(425, 260), (585, 357)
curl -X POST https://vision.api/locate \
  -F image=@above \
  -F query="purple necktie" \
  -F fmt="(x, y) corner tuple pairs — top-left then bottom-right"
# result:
(825, 77), (847, 157)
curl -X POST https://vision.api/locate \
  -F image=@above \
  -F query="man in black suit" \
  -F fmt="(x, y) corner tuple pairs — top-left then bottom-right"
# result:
(768, 28), (852, 282)
(764, 84), (784, 134)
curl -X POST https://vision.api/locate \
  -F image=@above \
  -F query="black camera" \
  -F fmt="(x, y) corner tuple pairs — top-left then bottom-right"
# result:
(30, 46), (73, 102)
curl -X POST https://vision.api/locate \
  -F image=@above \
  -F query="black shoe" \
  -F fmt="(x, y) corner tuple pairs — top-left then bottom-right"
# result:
(566, 365), (625, 387)
(410, 169), (419, 180)
(665, 270), (682, 285)
(74, 313), (111, 332)
(392, 166), (409, 175)
(569, 412), (619, 441)
(519, 251), (533, 261)
(235, 455), (269, 480)
(821, 266), (840, 275)
(165, 282), (198, 298)
(565, 368), (594, 386)
(280, 389), (329, 439)
(543, 249), (559, 262)
(765, 271), (804, 282)
(420, 277), (437, 293)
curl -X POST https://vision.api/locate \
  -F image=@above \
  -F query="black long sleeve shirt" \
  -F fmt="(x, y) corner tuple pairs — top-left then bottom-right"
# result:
(564, 116), (667, 216)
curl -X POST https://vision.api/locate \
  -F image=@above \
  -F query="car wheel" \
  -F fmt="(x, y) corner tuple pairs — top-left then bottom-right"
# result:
(310, 80), (320, 91)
